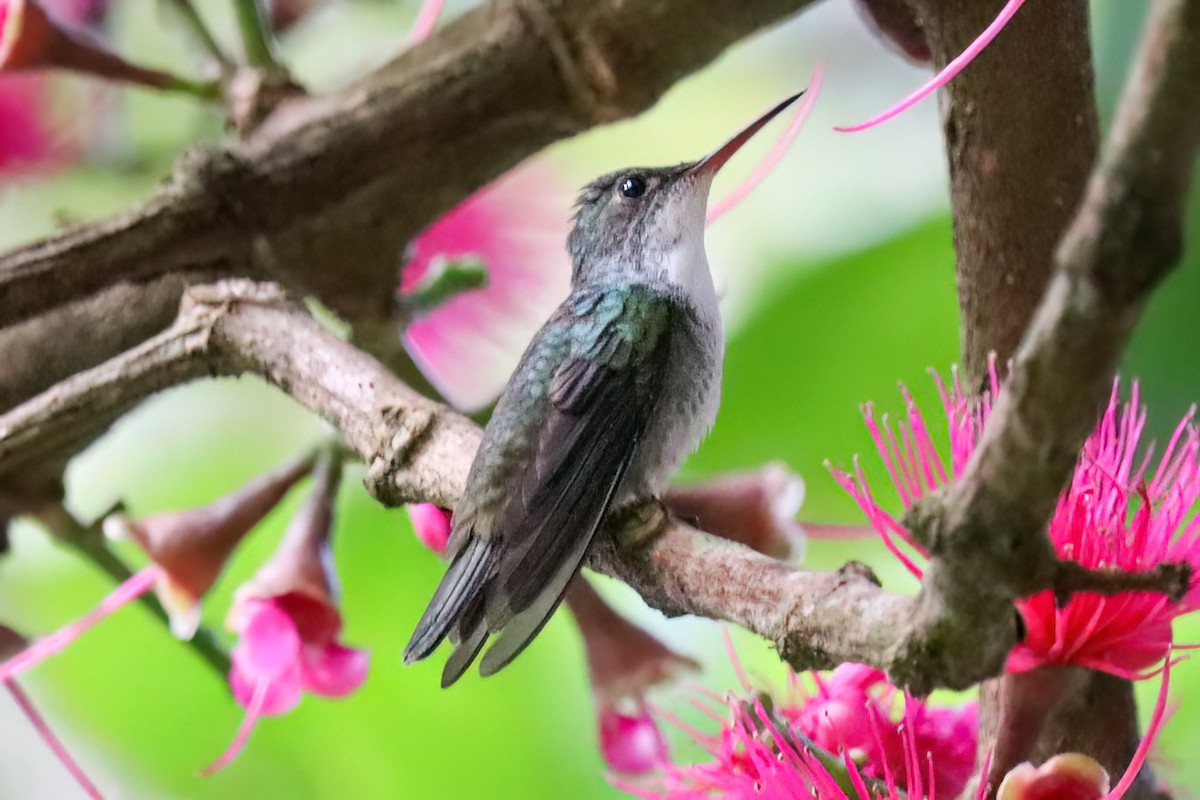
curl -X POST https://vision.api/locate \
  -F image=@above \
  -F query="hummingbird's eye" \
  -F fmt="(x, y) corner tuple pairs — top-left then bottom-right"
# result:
(618, 176), (647, 199)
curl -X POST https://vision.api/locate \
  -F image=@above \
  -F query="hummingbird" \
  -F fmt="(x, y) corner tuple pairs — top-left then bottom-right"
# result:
(405, 93), (803, 686)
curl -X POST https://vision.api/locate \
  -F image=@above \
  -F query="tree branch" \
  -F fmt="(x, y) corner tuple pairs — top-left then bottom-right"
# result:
(0, 280), (1190, 688)
(0, 0), (821, 337)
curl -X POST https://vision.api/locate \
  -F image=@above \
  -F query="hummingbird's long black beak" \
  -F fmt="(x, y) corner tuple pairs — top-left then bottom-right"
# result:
(690, 91), (805, 177)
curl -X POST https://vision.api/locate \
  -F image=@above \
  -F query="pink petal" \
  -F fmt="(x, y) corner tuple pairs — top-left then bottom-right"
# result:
(836, 0), (1027, 133)
(407, 503), (452, 555)
(600, 708), (670, 775)
(5, 678), (105, 799)
(401, 166), (570, 412)
(299, 642), (369, 698)
(230, 653), (303, 716)
(230, 598), (302, 679)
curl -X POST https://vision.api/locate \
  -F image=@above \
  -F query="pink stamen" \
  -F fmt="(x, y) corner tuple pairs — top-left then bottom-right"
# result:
(202, 676), (271, 775)
(722, 629), (753, 694)
(1105, 651), (1176, 799)
(975, 749), (994, 800)
(0, 566), (160, 683)
(5, 679), (105, 799)
(835, 0), (1028, 133)
(406, 0), (445, 44)
(706, 62), (825, 225)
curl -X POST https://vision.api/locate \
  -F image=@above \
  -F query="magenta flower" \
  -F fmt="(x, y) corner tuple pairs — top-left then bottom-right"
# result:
(206, 455), (367, 773)
(601, 708), (672, 776)
(625, 655), (978, 799)
(783, 663), (977, 796)
(998, 753), (1111, 800)
(832, 371), (1200, 679)
(625, 646), (1174, 800)
(566, 579), (695, 776)
(0, 456), (313, 685)
(0, 0), (97, 175)
(400, 164), (572, 411)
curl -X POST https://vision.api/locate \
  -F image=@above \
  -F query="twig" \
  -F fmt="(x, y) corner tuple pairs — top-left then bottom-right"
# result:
(231, 0), (279, 71)
(32, 504), (232, 681)
(162, 0), (234, 73)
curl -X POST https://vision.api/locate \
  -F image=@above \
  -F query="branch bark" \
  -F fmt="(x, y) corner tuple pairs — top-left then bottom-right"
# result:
(0, 0), (821, 337)
(0, 280), (1190, 693)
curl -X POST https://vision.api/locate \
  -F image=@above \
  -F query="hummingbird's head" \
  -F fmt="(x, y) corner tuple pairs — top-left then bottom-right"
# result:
(567, 92), (802, 287)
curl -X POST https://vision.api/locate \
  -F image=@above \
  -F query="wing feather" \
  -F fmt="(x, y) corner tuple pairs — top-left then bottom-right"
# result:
(406, 285), (679, 684)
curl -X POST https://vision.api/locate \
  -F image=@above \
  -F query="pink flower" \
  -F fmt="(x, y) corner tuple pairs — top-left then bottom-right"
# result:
(832, 372), (1200, 679)
(601, 708), (671, 776)
(104, 454), (315, 640)
(206, 454), (367, 773)
(625, 657), (979, 800)
(227, 596), (367, 717)
(626, 647), (1175, 800)
(0, 456), (313, 685)
(784, 663), (977, 796)
(0, 0), (97, 175)
(400, 165), (572, 411)
(407, 502), (452, 555)
(566, 579), (695, 776)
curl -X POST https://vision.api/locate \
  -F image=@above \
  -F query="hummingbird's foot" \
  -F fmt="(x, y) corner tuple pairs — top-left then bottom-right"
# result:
(608, 498), (670, 549)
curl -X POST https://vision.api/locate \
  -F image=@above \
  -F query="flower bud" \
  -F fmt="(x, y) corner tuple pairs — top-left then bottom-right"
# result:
(104, 453), (313, 639)
(664, 462), (805, 560)
(998, 753), (1110, 800)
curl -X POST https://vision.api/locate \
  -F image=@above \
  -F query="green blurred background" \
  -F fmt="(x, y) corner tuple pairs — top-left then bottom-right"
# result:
(2, 1), (1198, 798)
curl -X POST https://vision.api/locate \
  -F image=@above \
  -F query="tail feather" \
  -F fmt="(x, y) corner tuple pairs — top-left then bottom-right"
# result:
(404, 536), (495, 664)
(441, 613), (489, 688)
(478, 534), (589, 676)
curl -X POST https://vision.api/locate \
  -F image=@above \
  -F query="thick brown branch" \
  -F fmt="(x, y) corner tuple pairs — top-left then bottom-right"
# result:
(2, 280), (1191, 689)
(0, 0), (821, 336)
(911, 0), (1099, 385)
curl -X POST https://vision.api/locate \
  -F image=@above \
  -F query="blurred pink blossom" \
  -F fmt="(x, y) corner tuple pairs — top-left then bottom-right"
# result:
(566, 579), (695, 776)
(0, 0), (99, 175)
(832, 371), (1200, 679)
(206, 455), (367, 773)
(400, 165), (571, 412)
(407, 502), (452, 555)
(601, 707), (670, 776)
(999, 753), (1110, 800)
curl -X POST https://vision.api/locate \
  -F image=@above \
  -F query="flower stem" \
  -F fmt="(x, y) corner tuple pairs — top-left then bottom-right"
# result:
(161, 0), (233, 73)
(231, 0), (279, 71)
(33, 504), (232, 682)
